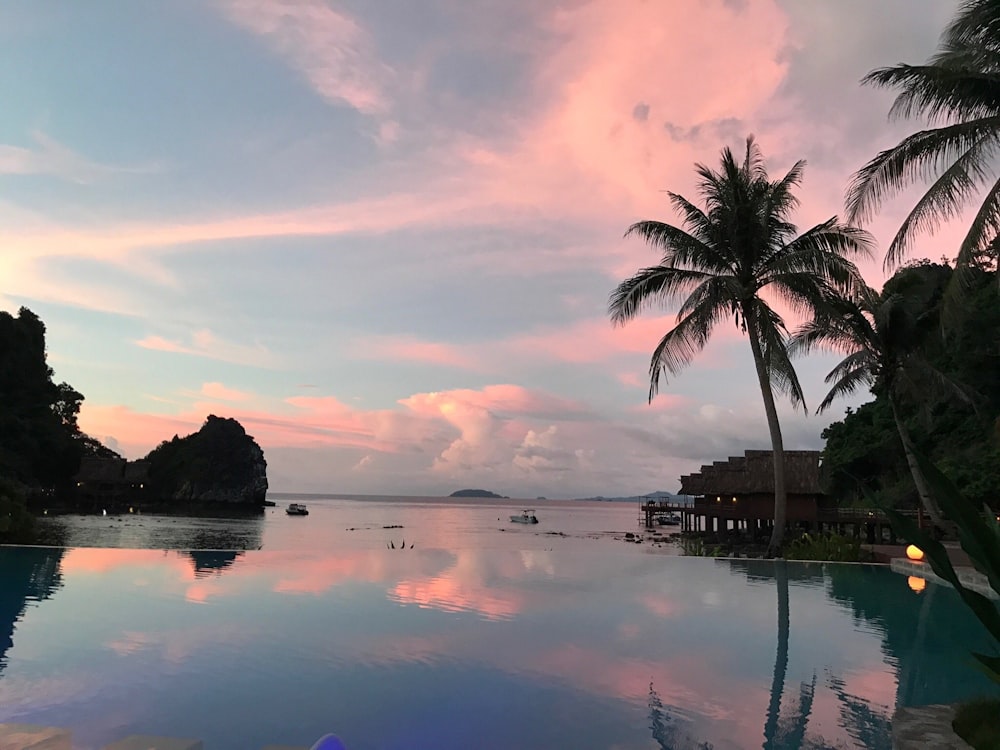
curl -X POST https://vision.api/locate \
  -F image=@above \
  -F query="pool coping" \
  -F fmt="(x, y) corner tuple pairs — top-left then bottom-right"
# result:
(890, 557), (999, 600)
(892, 704), (973, 749)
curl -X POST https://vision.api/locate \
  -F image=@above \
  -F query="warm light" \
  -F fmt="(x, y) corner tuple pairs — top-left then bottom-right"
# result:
(906, 544), (924, 561)
(907, 576), (927, 593)
(732, 497), (737, 503)
(716, 496), (721, 503)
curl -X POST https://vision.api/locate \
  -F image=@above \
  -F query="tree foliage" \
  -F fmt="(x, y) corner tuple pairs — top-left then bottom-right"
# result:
(847, 0), (1000, 279)
(820, 263), (1000, 508)
(0, 307), (89, 491)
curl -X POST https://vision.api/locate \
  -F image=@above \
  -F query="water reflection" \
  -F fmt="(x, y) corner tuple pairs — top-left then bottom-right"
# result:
(0, 546), (63, 675)
(0, 547), (995, 749)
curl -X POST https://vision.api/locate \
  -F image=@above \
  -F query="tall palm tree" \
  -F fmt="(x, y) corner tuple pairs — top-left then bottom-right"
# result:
(846, 0), (1000, 278)
(789, 274), (974, 527)
(609, 137), (872, 555)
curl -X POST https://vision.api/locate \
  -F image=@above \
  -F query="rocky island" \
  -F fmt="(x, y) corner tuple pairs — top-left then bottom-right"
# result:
(143, 415), (268, 506)
(449, 489), (508, 498)
(70, 415), (269, 512)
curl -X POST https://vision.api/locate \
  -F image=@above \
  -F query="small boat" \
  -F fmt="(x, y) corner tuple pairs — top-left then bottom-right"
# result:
(510, 510), (538, 524)
(286, 503), (309, 516)
(657, 513), (681, 526)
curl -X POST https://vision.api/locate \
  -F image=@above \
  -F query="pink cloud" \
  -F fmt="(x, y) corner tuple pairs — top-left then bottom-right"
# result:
(199, 382), (253, 402)
(216, 0), (391, 115)
(135, 330), (275, 368)
(634, 394), (688, 413)
(351, 336), (478, 369)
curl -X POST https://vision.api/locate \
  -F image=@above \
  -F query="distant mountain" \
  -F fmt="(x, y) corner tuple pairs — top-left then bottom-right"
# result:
(578, 491), (693, 504)
(449, 488), (508, 498)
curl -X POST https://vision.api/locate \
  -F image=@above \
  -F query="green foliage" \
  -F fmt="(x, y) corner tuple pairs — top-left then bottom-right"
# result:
(0, 307), (85, 491)
(883, 452), (1000, 683)
(784, 533), (870, 563)
(953, 698), (1000, 750)
(676, 536), (724, 557)
(0, 477), (36, 544)
(821, 264), (1000, 510)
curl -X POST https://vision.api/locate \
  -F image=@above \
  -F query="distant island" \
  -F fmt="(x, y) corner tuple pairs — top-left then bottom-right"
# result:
(449, 489), (509, 498)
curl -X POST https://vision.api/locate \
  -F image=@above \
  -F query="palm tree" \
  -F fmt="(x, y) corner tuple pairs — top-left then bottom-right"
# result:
(788, 272), (974, 527)
(846, 0), (1000, 278)
(609, 137), (872, 555)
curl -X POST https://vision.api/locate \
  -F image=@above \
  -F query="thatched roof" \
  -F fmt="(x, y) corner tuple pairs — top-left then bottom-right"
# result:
(76, 457), (148, 484)
(123, 460), (149, 482)
(76, 456), (126, 482)
(679, 450), (821, 496)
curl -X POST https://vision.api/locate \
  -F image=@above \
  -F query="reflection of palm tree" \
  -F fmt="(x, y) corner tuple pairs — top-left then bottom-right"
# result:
(648, 683), (714, 750)
(0, 547), (64, 675)
(828, 675), (892, 750)
(763, 560), (789, 749)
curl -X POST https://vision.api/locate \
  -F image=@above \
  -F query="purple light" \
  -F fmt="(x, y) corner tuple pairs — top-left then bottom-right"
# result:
(310, 734), (348, 750)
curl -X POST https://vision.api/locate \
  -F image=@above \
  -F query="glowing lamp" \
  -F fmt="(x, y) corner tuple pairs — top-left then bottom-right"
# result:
(907, 576), (927, 593)
(906, 544), (924, 561)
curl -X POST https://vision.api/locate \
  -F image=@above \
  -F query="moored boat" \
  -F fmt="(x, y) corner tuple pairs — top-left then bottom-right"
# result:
(286, 503), (309, 516)
(510, 509), (538, 524)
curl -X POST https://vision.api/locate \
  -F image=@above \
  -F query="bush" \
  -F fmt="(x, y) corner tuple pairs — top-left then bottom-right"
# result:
(784, 532), (871, 562)
(0, 477), (37, 544)
(953, 698), (1000, 749)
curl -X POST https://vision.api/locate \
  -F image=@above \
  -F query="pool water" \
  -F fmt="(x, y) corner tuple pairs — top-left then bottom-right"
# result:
(3, 498), (998, 749)
(1, 544), (996, 750)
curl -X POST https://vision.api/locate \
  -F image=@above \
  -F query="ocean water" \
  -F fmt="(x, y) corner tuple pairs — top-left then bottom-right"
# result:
(2, 497), (996, 750)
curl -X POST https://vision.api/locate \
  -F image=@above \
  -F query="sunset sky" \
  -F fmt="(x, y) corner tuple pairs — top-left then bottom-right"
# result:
(0, 1), (966, 497)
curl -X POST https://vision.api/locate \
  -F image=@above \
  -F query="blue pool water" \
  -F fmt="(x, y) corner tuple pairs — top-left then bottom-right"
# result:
(2, 498), (998, 749)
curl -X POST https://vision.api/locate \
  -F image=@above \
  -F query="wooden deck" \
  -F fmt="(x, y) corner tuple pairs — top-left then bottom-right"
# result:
(640, 501), (925, 543)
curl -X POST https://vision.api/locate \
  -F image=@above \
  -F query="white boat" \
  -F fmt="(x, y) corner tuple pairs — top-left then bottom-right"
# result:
(510, 510), (538, 524)
(286, 503), (309, 516)
(657, 513), (681, 526)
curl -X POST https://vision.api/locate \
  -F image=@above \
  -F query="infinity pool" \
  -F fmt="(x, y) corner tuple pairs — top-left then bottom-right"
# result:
(0, 542), (994, 750)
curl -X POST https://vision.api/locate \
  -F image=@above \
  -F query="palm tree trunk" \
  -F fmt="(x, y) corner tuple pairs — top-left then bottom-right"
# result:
(763, 560), (789, 749)
(748, 333), (788, 556)
(889, 399), (945, 528)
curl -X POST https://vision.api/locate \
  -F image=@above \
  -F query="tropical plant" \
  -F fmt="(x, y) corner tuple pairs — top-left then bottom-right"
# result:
(608, 137), (872, 554)
(784, 532), (869, 563)
(847, 0), (1000, 280)
(883, 452), (1000, 684)
(790, 269), (975, 527)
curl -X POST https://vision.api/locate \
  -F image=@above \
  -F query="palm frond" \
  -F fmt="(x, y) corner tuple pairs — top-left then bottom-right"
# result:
(864, 64), (1000, 123)
(956, 174), (1000, 271)
(646, 303), (726, 399)
(845, 119), (1000, 225)
(884, 136), (998, 267)
(608, 265), (711, 325)
(944, 0), (1000, 51)
(748, 299), (806, 411)
(817, 366), (875, 414)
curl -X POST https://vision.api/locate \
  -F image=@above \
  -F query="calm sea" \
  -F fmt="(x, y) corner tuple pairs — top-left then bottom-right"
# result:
(2, 496), (994, 749)
(35, 495), (668, 553)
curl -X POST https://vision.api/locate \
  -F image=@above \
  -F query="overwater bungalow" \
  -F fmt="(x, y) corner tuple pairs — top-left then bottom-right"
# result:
(644, 449), (899, 542)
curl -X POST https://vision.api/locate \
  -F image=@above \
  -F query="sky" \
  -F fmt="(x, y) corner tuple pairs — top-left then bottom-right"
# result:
(0, 0), (968, 498)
